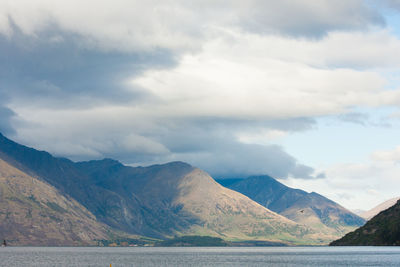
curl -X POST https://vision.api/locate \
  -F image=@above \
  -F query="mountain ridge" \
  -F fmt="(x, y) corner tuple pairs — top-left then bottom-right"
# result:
(219, 175), (365, 239)
(0, 133), (319, 244)
(0, 133), (359, 245)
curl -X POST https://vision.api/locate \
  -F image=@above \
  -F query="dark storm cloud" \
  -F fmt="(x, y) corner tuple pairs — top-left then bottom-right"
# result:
(0, 23), (177, 108)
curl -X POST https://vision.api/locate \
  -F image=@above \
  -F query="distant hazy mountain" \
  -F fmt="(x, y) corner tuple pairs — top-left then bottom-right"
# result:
(219, 175), (365, 239)
(360, 197), (400, 220)
(331, 199), (400, 246)
(351, 209), (366, 216)
(0, 133), (323, 245)
(0, 158), (110, 246)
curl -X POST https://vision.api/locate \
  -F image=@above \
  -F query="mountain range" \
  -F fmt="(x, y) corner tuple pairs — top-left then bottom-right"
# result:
(0, 133), (364, 245)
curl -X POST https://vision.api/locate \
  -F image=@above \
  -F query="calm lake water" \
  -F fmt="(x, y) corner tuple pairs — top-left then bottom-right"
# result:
(1, 246), (400, 266)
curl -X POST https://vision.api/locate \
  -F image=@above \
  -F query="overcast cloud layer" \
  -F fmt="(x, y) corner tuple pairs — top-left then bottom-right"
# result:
(1, 0), (400, 209)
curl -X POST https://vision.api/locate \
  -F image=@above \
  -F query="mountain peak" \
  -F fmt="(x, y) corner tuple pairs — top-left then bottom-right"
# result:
(156, 161), (192, 168)
(79, 158), (123, 166)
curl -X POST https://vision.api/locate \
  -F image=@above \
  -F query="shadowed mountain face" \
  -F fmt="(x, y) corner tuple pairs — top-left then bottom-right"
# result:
(0, 133), (198, 238)
(0, 158), (110, 246)
(220, 175), (365, 239)
(0, 133), (322, 244)
(76, 162), (318, 243)
(331, 200), (400, 246)
(75, 160), (202, 238)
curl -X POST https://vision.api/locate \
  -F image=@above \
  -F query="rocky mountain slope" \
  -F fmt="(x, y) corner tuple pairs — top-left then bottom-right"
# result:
(0, 158), (110, 246)
(0, 133), (320, 245)
(331, 199), (400, 246)
(360, 197), (400, 220)
(1, 133), (363, 245)
(77, 160), (319, 244)
(220, 175), (365, 239)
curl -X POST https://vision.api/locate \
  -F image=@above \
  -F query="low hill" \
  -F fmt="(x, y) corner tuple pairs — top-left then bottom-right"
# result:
(330, 200), (400, 246)
(220, 175), (365, 239)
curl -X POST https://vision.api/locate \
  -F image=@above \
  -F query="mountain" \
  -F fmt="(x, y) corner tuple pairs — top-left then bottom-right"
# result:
(360, 197), (400, 220)
(73, 160), (319, 244)
(0, 133), (320, 245)
(219, 175), (365, 239)
(330, 199), (400, 246)
(0, 157), (110, 246)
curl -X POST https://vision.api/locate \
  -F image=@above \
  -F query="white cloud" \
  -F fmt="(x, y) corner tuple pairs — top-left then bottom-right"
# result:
(0, 0), (384, 53)
(121, 134), (170, 155)
(371, 146), (400, 162)
(132, 30), (400, 120)
(284, 151), (400, 210)
(237, 129), (288, 145)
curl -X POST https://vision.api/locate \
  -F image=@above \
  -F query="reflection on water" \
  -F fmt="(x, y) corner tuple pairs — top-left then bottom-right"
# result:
(1, 246), (400, 266)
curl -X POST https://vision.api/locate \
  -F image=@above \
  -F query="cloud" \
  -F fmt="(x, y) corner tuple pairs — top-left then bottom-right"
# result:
(0, 106), (15, 135)
(285, 159), (400, 210)
(6, 104), (319, 179)
(234, 0), (384, 37)
(0, 91), (16, 135)
(338, 112), (370, 125)
(382, 0), (400, 11)
(0, 0), (385, 49)
(0, 24), (177, 109)
(371, 146), (400, 162)
(0, 0), (399, 184)
(159, 141), (320, 179)
(132, 33), (400, 120)
(285, 142), (400, 210)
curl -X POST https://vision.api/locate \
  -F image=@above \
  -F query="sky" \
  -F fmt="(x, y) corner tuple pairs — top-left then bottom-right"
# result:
(1, 0), (400, 210)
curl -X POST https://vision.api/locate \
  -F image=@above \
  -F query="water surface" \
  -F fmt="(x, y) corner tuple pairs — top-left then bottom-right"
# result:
(1, 246), (400, 266)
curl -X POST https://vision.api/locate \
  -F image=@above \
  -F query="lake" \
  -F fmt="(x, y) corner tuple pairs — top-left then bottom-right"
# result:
(1, 246), (400, 266)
